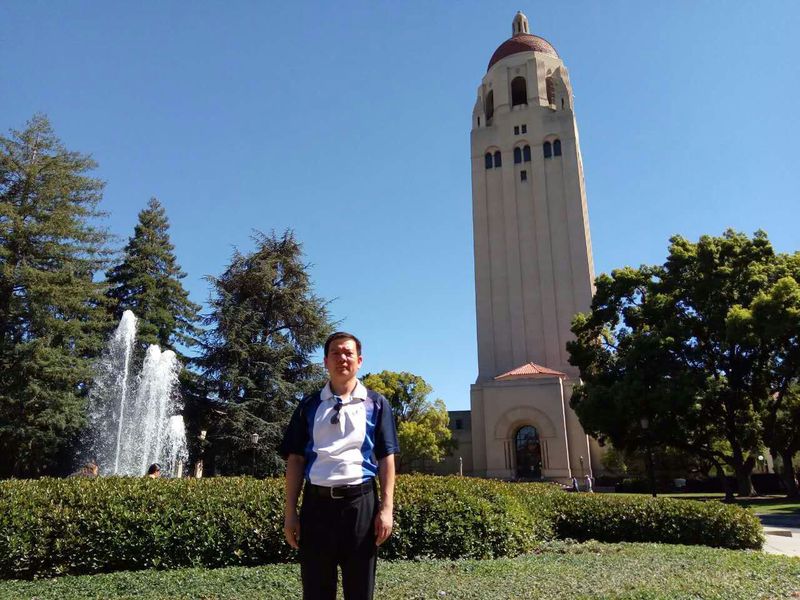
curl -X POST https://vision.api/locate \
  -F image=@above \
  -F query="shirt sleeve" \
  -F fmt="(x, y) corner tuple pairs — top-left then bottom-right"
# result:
(374, 395), (400, 459)
(279, 400), (309, 459)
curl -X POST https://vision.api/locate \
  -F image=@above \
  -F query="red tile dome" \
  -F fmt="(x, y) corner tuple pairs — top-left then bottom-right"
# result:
(488, 33), (559, 71)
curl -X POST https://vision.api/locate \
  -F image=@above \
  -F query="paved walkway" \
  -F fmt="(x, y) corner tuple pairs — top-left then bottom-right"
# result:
(759, 515), (800, 557)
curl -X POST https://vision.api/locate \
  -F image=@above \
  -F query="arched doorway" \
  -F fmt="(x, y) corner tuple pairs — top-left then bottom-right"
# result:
(514, 425), (542, 479)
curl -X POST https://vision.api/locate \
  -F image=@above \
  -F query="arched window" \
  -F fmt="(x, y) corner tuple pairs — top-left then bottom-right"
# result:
(514, 426), (542, 479)
(485, 90), (494, 125)
(543, 141), (552, 159)
(523, 145), (531, 162)
(513, 147), (522, 164)
(484, 153), (493, 169)
(493, 151), (502, 168)
(511, 77), (527, 107)
(546, 76), (555, 105)
(553, 139), (562, 156)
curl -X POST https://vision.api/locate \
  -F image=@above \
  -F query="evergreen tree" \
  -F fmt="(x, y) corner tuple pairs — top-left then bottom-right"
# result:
(105, 197), (200, 356)
(0, 115), (111, 477)
(196, 230), (332, 476)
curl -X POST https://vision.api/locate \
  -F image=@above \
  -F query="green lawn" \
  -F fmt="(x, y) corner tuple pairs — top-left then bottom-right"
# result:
(610, 492), (800, 516)
(732, 496), (800, 516)
(2, 542), (798, 600)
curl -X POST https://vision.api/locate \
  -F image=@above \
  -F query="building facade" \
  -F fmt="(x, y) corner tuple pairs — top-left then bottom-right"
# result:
(441, 12), (601, 482)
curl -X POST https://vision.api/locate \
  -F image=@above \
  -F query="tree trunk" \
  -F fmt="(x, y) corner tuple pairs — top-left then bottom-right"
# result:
(645, 447), (657, 498)
(734, 463), (756, 497)
(730, 442), (756, 497)
(714, 462), (735, 502)
(780, 449), (799, 498)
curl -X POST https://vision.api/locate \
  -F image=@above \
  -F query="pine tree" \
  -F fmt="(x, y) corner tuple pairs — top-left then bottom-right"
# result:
(0, 115), (112, 477)
(105, 197), (200, 356)
(196, 230), (332, 476)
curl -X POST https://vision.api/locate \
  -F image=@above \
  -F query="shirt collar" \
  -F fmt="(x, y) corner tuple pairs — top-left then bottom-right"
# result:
(321, 379), (367, 402)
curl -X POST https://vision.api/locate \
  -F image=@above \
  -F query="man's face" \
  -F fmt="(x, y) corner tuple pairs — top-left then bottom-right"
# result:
(324, 338), (363, 383)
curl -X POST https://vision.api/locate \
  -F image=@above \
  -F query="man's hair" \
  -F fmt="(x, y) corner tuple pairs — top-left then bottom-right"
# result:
(147, 463), (161, 475)
(324, 331), (362, 357)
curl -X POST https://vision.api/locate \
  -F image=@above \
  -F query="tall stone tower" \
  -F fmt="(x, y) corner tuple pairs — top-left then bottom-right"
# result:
(468, 12), (598, 481)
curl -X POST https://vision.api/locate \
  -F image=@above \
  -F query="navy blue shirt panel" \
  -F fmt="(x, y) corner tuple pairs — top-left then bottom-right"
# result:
(278, 392), (321, 459)
(370, 390), (400, 460)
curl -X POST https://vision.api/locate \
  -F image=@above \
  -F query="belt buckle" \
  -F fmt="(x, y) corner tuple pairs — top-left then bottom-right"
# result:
(330, 485), (345, 499)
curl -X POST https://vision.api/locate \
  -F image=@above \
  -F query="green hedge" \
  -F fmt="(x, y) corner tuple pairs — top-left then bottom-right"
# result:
(384, 476), (555, 560)
(0, 477), (288, 579)
(551, 493), (764, 550)
(0, 476), (764, 580)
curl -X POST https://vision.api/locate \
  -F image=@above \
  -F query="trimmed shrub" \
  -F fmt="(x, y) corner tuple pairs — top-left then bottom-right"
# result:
(384, 476), (555, 560)
(0, 475), (764, 580)
(551, 493), (764, 550)
(0, 475), (555, 579)
(0, 477), (288, 579)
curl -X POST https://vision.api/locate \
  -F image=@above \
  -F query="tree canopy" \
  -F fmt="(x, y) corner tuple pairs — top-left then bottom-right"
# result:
(568, 230), (800, 496)
(105, 197), (201, 358)
(0, 115), (112, 477)
(195, 230), (332, 476)
(361, 370), (454, 470)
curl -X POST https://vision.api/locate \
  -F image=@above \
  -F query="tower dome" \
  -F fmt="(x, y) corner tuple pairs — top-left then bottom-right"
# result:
(487, 11), (559, 71)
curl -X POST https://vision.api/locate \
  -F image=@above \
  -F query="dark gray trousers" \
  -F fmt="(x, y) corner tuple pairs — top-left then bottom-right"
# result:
(299, 485), (377, 600)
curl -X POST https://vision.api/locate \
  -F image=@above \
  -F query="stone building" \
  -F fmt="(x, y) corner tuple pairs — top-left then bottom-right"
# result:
(439, 12), (601, 482)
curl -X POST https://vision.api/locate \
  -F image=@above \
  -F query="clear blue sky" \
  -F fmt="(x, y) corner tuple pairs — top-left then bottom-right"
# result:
(3, 2), (799, 410)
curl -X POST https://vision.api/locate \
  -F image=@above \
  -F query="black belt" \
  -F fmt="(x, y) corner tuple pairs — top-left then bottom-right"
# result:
(306, 481), (374, 499)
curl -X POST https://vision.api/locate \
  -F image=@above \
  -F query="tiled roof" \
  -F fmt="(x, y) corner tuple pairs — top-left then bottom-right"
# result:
(488, 34), (559, 71)
(494, 362), (566, 380)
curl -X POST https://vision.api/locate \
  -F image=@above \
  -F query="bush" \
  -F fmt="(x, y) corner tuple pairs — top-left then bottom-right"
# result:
(384, 476), (555, 560)
(0, 477), (288, 579)
(0, 475), (764, 580)
(551, 493), (764, 550)
(0, 475), (556, 579)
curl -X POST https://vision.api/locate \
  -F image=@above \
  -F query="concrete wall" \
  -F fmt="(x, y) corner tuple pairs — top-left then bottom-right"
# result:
(426, 410), (473, 476)
(466, 38), (603, 481)
(471, 51), (595, 382)
(470, 376), (591, 481)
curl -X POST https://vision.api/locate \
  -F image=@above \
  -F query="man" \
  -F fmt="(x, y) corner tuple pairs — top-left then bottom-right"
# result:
(280, 331), (399, 600)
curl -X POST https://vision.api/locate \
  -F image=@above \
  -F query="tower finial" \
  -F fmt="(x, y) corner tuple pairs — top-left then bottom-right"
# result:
(512, 11), (530, 36)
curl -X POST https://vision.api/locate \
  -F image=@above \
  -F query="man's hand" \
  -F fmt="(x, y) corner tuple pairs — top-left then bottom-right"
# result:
(284, 510), (300, 549)
(374, 505), (393, 546)
(283, 454), (304, 550)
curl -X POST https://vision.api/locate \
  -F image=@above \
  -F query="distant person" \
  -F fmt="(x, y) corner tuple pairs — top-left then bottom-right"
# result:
(71, 461), (99, 477)
(571, 477), (579, 492)
(584, 474), (593, 493)
(147, 463), (161, 478)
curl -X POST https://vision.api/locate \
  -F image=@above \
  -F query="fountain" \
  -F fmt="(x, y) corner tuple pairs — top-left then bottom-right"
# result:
(85, 310), (188, 476)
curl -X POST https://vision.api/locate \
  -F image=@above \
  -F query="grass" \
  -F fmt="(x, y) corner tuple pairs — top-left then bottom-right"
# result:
(735, 497), (800, 516)
(1, 541), (799, 600)
(610, 492), (800, 517)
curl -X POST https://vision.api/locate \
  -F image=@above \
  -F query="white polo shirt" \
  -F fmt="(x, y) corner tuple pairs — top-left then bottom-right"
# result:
(279, 380), (400, 487)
